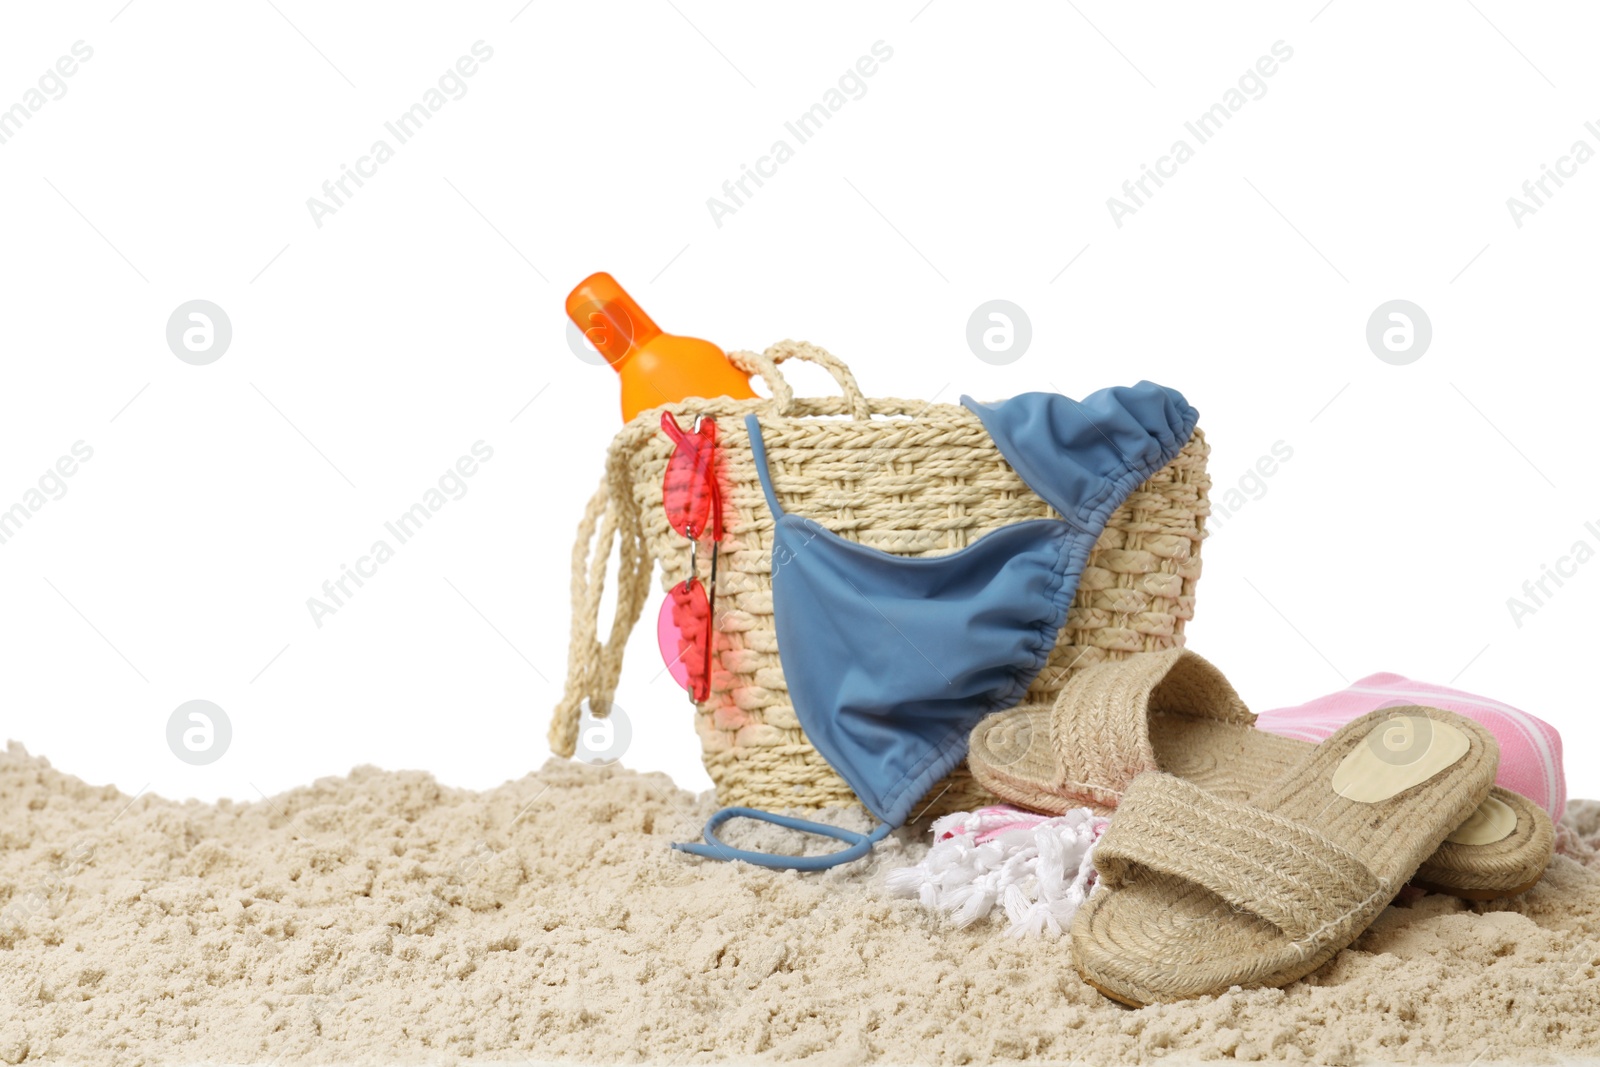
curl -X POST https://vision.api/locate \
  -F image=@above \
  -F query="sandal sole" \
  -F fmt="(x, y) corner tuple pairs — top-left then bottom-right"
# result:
(1411, 871), (1545, 901)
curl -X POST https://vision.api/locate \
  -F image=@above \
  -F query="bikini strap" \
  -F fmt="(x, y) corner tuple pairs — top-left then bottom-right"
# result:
(673, 807), (893, 870)
(743, 414), (785, 518)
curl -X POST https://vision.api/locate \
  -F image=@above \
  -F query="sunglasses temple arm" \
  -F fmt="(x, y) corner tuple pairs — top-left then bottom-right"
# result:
(702, 541), (719, 698)
(660, 410), (690, 446)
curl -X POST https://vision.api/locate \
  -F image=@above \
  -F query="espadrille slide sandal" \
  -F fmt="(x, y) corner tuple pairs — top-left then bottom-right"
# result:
(1070, 706), (1500, 1005)
(967, 648), (1553, 899)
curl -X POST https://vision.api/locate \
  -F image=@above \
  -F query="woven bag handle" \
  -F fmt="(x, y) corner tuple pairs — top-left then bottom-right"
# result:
(728, 340), (872, 421)
(549, 439), (653, 759)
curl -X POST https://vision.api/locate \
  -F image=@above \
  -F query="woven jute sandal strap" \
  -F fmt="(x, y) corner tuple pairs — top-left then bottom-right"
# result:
(1052, 648), (1256, 803)
(1093, 773), (1385, 943)
(1074, 708), (1498, 1004)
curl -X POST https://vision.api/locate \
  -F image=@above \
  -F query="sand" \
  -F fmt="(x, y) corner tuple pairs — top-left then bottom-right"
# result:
(2, 741), (1599, 1066)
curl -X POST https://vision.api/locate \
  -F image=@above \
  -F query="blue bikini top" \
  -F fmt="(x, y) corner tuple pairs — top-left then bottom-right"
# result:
(672, 382), (1198, 870)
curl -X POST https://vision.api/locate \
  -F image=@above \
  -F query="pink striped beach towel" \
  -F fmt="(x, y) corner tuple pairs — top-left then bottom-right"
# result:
(1255, 673), (1565, 820)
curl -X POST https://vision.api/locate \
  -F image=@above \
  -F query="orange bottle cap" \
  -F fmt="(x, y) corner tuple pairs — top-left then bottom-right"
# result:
(565, 272), (661, 368)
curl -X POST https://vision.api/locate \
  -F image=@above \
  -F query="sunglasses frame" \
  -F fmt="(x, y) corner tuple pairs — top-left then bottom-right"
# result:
(659, 411), (723, 703)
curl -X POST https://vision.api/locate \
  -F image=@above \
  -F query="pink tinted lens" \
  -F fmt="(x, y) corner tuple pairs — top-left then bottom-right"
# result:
(656, 579), (711, 702)
(661, 414), (718, 540)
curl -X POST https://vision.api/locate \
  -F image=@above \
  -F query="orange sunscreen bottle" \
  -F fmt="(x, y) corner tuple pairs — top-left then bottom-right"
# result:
(565, 272), (757, 422)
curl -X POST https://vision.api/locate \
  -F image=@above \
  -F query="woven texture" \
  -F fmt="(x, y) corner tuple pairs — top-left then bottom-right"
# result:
(968, 647), (1554, 897)
(1256, 673), (1567, 821)
(968, 647), (1253, 811)
(1072, 706), (1500, 1004)
(550, 341), (1211, 819)
(1092, 773), (1383, 942)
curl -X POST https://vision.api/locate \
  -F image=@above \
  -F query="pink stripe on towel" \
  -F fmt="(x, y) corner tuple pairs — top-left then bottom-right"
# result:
(1255, 673), (1565, 820)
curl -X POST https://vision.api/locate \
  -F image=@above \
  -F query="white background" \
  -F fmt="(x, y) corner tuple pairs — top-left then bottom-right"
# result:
(2, 1), (1596, 806)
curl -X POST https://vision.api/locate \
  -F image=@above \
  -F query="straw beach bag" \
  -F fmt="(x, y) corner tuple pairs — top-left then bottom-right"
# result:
(550, 341), (1211, 819)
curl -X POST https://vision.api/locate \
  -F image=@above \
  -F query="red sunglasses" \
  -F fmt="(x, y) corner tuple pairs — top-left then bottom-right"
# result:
(656, 412), (723, 703)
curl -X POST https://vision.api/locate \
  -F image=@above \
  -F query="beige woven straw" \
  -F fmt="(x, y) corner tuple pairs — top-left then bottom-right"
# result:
(1072, 705), (1501, 1005)
(549, 342), (1211, 819)
(968, 648), (1552, 898)
(968, 645), (1253, 812)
